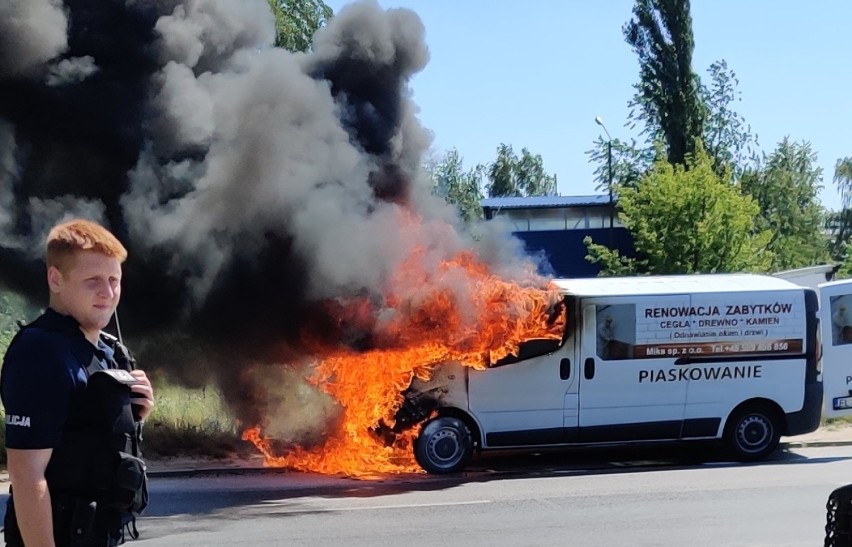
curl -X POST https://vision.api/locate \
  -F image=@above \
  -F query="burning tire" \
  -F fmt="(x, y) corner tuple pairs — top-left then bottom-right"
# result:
(414, 416), (473, 474)
(724, 404), (781, 461)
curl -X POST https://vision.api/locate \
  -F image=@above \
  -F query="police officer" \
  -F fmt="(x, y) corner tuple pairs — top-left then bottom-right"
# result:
(1, 219), (155, 546)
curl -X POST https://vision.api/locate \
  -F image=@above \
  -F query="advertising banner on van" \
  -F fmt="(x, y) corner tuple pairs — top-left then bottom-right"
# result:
(596, 292), (806, 360)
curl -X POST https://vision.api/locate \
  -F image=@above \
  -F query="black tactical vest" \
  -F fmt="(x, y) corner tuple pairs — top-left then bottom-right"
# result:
(3, 312), (147, 547)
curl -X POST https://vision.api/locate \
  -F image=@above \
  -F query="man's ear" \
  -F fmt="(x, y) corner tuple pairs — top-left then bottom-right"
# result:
(47, 266), (63, 293)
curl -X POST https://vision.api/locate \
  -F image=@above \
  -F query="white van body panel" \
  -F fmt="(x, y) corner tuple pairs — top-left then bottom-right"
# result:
(576, 284), (808, 441)
(468, 345), (574, 435)
(682, 358), (806, 436)
(773, 264), (837, 291)
(467, 321), (578, 446)
(552, 273), (806, 297)
(410, 274), (821, 454)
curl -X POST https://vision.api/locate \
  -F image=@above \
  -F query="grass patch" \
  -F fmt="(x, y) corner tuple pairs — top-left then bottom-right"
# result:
(0, 380), (251, 465)
(141, 382), (249, 460)
(822, 415), (852, 429)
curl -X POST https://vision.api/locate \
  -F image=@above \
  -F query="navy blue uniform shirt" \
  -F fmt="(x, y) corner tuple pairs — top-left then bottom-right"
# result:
(1, 308), (114, 449)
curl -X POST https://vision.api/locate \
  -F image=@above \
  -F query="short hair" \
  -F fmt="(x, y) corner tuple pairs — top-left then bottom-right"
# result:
(46, 219), (128, 272)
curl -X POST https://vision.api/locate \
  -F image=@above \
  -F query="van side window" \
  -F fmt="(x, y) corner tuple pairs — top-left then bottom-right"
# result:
(489, 297), (569, 368)
(830, 294), (852, 346)
(490, 338), (562, 368)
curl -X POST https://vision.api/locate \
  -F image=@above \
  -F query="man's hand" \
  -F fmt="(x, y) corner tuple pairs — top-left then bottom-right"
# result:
(7, 448), (56, 547)
(129, 369), (155, 421)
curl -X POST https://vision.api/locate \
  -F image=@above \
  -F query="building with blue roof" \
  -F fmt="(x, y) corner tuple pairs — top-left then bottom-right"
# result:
(481, 195), (635, 278)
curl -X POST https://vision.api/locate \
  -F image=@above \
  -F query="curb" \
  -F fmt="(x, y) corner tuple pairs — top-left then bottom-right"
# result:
(146, 465), (285, 478)
(146, 441), (852, 478)
(781, 439), (852, 449)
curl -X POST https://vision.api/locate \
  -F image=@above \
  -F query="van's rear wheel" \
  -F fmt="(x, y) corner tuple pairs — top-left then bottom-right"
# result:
(414, 416), (473, 474)
(724, 405), (781, 461)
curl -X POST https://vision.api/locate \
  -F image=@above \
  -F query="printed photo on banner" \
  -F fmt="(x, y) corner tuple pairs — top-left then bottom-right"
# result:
(596, 304), (636, 360)
(830, 294), (852, 346)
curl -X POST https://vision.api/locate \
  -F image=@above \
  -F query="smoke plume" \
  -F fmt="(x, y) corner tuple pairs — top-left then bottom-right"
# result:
(0, 0), (544, 435)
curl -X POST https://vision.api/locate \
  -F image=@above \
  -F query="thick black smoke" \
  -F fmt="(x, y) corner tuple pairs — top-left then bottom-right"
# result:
(0, 0), (537, 433)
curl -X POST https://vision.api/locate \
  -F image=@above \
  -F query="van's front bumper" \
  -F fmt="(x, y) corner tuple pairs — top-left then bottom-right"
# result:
(786, 381), (824, 436)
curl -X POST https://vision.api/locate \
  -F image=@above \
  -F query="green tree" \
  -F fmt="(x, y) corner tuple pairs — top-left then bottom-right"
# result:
(486, 144), (557, 198)
(587, 136), (654, 193)
(429, 148), (485, 223)
(623, 0), (705, 166)
(699, 60), (759, 179)
(827, 156), (852, 272)
(833, 157), (852, 239)
(585, 145), (773, 275)
(0, 290), (35, 355)
(837, 157), (852, 202)
(268, 0), (333, 52)
(588, 61), (755, 193)
(740, 139), (829, 271)
(487, 144), (517, 197)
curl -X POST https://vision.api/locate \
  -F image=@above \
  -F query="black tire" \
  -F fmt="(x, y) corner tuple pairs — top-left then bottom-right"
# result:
(724, 405), (781, 461)
(414, 416), (473, 474)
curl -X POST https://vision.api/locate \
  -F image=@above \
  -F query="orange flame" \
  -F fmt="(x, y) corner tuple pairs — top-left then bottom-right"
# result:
(243, 247), (565, 476)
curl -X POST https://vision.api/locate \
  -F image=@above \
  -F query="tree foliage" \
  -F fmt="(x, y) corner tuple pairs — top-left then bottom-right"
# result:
(587, 136), (654, 193)
(740, 139), (828, 271)
(829, 156), (852, 269)
(0, 290), (35, 355)
(585, 146), (772, 275)
(699, 60), (759, 179)
(428, 148), (485, 223)
(486, 144), (557, 198)
(589, 60), (757, 196)
(623, 0), (705, 167)
(592, 1), (755, 193)
(837, 156), (852, 207)
(268, 0), (333, 52)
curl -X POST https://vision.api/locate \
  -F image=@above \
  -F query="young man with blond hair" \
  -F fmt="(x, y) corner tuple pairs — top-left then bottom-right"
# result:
(1, 219), (155, 546)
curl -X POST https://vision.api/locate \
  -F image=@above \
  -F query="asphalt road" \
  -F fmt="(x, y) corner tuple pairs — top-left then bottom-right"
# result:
(2, 445), (850, 546)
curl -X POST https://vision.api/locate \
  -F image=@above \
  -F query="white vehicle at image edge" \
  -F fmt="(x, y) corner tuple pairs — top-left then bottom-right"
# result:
(400, 274), (826, 474)
(817, 277), (852, 418)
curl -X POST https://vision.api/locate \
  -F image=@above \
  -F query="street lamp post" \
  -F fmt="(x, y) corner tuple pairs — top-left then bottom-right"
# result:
(594, 116), (614, 247)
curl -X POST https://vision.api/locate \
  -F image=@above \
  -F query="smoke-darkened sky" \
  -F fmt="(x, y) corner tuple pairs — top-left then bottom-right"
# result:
(0, 0), (544, 432)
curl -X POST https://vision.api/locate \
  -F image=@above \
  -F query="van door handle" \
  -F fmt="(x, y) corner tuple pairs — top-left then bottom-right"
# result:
(560, 358), (571, 380)
(584, 358), (595, 380)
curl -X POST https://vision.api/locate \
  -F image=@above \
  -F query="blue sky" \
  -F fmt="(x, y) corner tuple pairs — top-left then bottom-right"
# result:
(326, 1), (851, 210)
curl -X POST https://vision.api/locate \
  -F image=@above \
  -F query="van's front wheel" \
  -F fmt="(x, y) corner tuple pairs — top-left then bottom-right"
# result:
(725, 405), (781, 461)
(414, 416), (473, 474)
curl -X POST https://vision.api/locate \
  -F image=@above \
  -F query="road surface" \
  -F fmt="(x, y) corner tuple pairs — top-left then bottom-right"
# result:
(92, 445), (852, 546)
(0, 445), (847, 545)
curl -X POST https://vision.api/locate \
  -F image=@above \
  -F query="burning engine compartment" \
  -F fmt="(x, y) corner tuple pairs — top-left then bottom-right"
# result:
(375, 306), (570, 450)
(0, 0), (566, 475)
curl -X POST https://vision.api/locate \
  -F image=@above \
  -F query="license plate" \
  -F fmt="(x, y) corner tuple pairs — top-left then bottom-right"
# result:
(833, 396), (852, 410)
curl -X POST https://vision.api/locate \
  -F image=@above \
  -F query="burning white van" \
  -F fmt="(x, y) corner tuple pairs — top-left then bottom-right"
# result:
(396, 274), (823, 474)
